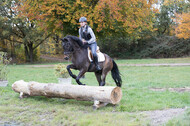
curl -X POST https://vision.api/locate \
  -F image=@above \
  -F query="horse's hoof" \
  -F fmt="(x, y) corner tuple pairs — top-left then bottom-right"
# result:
(78, 84), (86, 86)
(72, 75), (77, 79)
(93, 105), (97, 110)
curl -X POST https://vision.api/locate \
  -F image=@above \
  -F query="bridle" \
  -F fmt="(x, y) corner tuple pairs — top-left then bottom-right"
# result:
(62, 41), (74, 60)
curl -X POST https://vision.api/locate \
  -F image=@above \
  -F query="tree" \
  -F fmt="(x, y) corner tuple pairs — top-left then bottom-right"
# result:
(94, 0), (157, 41)
(175, 12), (190, 39)
(17, 0), (157, 42)
(0, 0), (21, 58)
(0, 0), (51, 62)
(154, 0), (190, 36)
(154, 5), (173, 35)
(17, 0), (93, 35)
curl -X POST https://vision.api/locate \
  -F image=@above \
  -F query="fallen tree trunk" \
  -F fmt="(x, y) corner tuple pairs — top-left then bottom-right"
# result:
(12, 80), (122, 104)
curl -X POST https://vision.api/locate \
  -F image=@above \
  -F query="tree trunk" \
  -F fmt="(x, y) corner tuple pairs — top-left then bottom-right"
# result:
(54, 34), (60, 54)
(12, 80), (122, 104)
(28, 43), (33, 63)
(1, 40), (8, 52)
(24, 43), (34, 63)
(10, 41), (16, 59)
(24, 44), (30, 62)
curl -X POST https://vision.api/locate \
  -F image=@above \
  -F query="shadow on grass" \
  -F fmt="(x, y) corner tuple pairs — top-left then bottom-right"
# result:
(17, 95), (117, 110)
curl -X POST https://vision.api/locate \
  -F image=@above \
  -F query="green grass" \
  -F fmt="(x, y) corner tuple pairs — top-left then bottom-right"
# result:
(115, 57), (190, 64)
(165, 108), (190, 126)
(0, 57), (190, 125)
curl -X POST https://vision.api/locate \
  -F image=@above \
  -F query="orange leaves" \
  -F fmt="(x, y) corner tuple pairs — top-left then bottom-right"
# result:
(175, 12), (190, 39)
(94, 0), (123, 31)
(16, 0), (156, 40)
(93, 0), (155, 40)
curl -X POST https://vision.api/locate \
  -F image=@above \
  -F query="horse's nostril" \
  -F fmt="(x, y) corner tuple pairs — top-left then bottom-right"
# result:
(64, 57), (69, 60)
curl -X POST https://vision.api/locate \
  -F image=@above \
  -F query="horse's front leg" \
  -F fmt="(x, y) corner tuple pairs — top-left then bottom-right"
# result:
(67, 64), (77, 79)
(76, 69), (87, 85)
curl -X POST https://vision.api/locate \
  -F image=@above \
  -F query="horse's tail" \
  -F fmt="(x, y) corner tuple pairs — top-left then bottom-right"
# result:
(111, 59), (122, 87)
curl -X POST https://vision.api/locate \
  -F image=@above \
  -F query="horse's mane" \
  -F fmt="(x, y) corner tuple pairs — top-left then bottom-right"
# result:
(66, 35), (88, 49)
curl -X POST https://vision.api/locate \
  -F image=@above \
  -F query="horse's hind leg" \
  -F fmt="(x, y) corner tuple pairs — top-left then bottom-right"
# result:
(100, 70), (109, 86)
(95, 72), (102, 86)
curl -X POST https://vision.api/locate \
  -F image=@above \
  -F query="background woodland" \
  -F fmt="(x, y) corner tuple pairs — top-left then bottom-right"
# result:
(0, 0), (190, 63)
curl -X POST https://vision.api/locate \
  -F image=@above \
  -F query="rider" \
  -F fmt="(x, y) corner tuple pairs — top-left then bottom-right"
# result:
(79, 17), (101, 71)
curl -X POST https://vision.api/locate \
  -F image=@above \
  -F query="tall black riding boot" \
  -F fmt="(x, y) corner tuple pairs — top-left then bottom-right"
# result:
(93, 55), (101, 71)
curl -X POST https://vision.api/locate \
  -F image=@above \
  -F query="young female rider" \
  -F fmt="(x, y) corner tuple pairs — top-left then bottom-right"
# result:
(79, 17), (101, 71)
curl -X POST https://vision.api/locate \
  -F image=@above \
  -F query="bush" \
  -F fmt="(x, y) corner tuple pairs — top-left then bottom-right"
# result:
(54, 64), (70, 78)
(133, 36), (190, 58)
(98, 36), (190, 59)
(98, 36), (132, 58)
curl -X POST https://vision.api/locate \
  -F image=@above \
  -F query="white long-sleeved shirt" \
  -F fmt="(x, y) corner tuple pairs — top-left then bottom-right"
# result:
(79, 25), (96, 44)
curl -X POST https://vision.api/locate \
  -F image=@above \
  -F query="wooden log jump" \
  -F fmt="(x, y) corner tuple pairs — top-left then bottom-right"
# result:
(12, 80), (122, 109)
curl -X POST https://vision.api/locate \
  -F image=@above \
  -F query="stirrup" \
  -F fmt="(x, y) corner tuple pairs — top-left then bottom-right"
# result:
(96, 65), (101, 71)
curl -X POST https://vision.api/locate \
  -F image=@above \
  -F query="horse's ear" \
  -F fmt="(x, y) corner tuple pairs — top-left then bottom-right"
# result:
(60, 38), (68, 42)
(62, 41), (65, 46)
(60, 38), (68, 47)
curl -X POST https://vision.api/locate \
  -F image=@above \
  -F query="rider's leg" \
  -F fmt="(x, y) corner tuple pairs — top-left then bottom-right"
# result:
(90, 43), (101, 71)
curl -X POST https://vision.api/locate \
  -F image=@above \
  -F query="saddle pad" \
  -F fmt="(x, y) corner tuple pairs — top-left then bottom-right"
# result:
(88, 47), (105, 62)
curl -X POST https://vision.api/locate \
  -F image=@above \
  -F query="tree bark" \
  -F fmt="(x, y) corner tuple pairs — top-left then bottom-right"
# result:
(12, 80), (122, 104)
(28, 43), (33, 63)
(53, 34), (60, 54)
(24, 44), (30, 62)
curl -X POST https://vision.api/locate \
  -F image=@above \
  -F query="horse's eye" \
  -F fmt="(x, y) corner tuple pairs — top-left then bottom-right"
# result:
(66, 43), (69, 47)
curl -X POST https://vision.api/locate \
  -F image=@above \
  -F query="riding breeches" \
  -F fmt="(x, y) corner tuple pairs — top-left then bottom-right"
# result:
(89, 42), (101, 70)
(89, 42), (97, 58)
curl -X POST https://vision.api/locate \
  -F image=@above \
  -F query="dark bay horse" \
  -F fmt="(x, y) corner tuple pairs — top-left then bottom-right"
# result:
(61, 35), (122, 87)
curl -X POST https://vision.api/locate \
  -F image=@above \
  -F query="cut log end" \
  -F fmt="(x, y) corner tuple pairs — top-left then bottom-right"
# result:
(110, 87), (122, 104)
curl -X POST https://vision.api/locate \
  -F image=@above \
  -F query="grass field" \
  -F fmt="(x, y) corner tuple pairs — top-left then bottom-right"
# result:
(0, 58), (190, 126)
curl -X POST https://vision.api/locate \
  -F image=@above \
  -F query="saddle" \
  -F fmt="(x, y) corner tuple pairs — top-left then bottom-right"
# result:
(88, 46), (105, 62)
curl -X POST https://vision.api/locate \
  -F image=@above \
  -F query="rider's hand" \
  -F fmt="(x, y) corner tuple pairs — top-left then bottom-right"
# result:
(82, 39), (88, 44)
(84, 41), (88, 44)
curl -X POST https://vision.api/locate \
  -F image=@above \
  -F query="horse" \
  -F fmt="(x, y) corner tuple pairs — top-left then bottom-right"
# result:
(61, 35), (122, 87)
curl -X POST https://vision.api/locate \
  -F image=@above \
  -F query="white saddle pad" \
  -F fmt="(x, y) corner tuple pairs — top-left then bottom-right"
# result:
(88, 46), (105, 62)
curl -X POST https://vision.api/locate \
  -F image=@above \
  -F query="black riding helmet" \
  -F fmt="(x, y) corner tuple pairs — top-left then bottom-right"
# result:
(79, 17), (87, 22)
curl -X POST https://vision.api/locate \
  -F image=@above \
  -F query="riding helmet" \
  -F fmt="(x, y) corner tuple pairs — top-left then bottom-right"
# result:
(79, 17), (87, 22)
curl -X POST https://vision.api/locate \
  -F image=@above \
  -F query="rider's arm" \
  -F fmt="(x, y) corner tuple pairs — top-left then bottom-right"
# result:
(87, 27), (96, 44)
(79, 28), (82, 40)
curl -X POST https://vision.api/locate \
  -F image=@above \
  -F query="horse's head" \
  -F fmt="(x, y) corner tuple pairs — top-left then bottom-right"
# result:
(61, 35), (87, 60)
(60, 37), (74, 60)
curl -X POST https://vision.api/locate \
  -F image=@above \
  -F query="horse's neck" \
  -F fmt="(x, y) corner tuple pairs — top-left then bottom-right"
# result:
(72, 49), (87, 61)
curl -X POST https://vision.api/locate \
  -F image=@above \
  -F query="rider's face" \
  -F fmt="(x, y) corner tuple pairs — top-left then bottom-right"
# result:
(80, 22), (86, 27)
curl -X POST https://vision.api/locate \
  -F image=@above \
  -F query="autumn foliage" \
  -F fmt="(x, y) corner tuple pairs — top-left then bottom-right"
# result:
(17, 0), (158, 41)
(175, 12), (190, 39)
(1, 0), (190, 63)
(17, 0), (95, 34)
